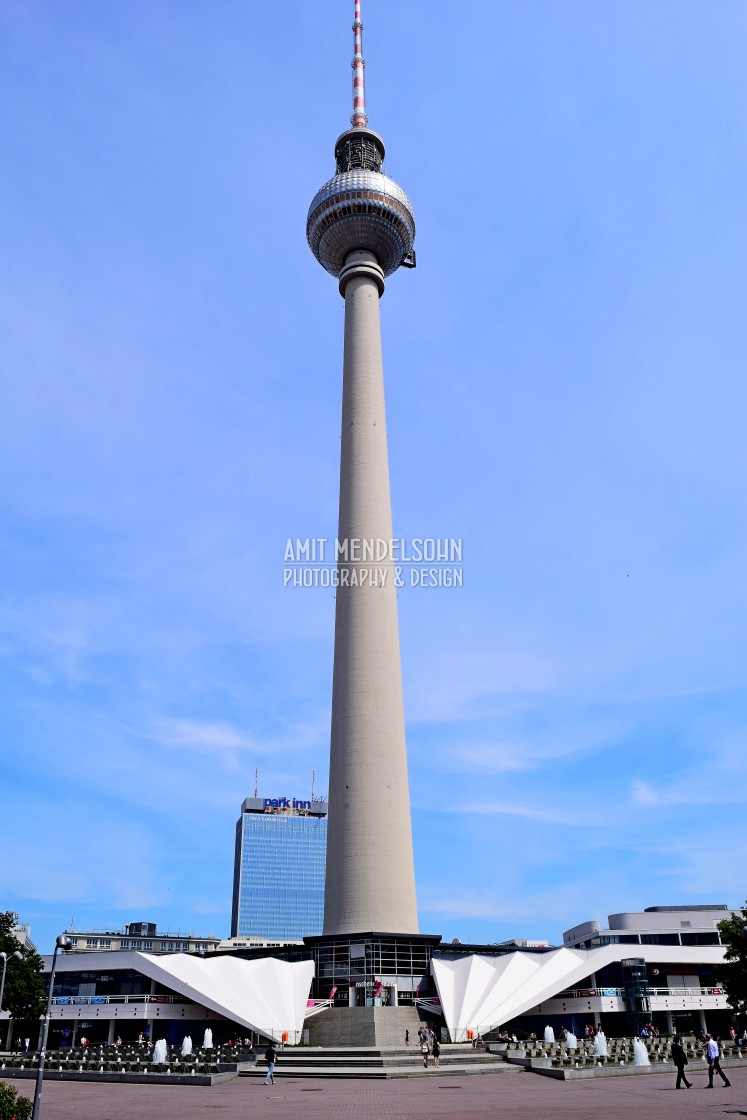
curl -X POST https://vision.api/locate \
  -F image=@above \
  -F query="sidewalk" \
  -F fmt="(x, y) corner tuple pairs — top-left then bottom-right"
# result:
(10, 1062), (745, 1119)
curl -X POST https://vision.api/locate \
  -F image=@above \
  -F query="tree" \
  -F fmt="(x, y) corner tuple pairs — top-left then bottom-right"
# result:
(717, 901), (747, 1021)
(0, 912), (45, 1022)
(0, 1079), (32, 1120)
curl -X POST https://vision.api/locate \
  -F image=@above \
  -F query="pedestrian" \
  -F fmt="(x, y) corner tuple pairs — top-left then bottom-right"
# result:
(704, 1034), (730, 1088)
(432, 1035), (441, 1069)
(23, 1037), (30, 1052)
(421, 1037), (429, 1068)
(264, 1041), (278, 1084)
(405, 1029), (409, 1046)
(671, 1035), (691, 1089)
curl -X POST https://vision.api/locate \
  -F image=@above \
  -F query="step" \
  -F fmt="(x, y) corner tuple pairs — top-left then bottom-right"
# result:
(242, 1061), (521, 1081)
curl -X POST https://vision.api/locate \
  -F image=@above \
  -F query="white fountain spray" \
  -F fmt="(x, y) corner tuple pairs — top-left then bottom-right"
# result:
(152, 1039), (168, 1064)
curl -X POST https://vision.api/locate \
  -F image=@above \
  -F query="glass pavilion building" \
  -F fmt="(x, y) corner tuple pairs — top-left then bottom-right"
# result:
(230, 796), (327, 941)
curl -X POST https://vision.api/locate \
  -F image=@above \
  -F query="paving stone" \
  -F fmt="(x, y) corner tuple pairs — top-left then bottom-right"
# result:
(9, 1062), (745, 1119)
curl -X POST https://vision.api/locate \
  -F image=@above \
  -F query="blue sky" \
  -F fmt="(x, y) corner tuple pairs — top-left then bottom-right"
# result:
(1, 1), (746, 954)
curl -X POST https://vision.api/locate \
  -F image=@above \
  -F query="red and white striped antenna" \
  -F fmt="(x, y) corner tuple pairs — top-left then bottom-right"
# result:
(351, 0), (368, 127)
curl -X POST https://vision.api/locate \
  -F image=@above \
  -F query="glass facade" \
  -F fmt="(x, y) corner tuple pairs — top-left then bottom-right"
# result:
(307, 933), (436, 1005)
(231, 807), (327, 941)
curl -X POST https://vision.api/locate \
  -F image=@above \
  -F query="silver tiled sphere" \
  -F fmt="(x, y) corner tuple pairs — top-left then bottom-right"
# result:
(307, 170), (415, 278)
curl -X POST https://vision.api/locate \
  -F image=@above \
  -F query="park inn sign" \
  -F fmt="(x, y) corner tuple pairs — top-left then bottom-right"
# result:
(263, 797), (312, 811)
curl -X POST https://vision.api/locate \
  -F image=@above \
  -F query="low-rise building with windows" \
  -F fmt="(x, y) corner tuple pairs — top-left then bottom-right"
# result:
(63, 921), (220, 955)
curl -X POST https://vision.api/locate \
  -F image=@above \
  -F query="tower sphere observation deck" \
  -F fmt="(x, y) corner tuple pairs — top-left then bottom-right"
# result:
(306, 126), (416, 281)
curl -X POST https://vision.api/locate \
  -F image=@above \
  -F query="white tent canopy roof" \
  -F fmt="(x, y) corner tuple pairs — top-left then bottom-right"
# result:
(431, 943), (724, 1041)
(135, 952), (314, 1041)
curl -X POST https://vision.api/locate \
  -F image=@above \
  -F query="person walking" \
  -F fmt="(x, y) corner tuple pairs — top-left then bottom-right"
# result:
(421, 1036), (430, 1068)
(432, 1035), (441, 1069)
(405, 1029), (409, 1047)
(671, 1036), (691, 1089)
(704, 1034), (731, 1088)
(263, 1041), (278, 1085)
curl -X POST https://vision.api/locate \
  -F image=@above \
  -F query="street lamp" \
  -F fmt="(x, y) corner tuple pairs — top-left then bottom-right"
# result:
(0, 949), (23, 1011)
(1, 949), (23, 1051)
(31, 934), (72, 1120)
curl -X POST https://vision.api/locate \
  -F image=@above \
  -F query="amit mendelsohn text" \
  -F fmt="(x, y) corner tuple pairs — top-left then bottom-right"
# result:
(284, 537), (463, 563)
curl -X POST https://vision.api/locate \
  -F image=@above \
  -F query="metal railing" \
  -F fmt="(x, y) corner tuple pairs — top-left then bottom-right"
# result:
(554, 986), (724, 1000)
(50, 994), (193, 1006)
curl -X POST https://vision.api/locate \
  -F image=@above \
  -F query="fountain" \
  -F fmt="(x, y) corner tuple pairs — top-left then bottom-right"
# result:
(593, 1031), (608, 1057)
(565, 1032), (578, 1050)
(203, 1028), (213, 1050)
(544, 1025), (555, 1044)
(633, 1038), (650, 1065)
(152, 1039), (168, 1064)
(181, 1036), (192, 1057)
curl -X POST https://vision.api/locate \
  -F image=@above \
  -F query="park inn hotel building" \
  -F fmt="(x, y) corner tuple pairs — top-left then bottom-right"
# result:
(231, 796), (328, 942)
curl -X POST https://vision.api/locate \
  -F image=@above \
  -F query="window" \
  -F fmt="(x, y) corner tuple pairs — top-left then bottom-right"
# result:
(130, 940), (142, 949)
(142, 941), (153, 950)
(99, 939), (111, 948)
(86, 939), (98, 948)
(120, 940), (129, 949)
(681, 932), (719, 946)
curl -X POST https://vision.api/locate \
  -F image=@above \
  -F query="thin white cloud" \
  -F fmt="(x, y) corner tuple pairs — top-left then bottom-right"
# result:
(152, 718), (257, 752)
(440, 799), (597, 827)
(631, 769), (747, 809)
(449, 744), (534, 774)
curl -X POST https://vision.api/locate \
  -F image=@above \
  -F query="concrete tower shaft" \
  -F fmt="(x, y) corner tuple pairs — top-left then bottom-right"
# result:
(324, 250), (418, 935)
(307, 1), (418, 936)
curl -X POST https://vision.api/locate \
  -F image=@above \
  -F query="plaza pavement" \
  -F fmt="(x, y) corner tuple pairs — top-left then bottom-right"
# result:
(10, 1063), (745, 1120)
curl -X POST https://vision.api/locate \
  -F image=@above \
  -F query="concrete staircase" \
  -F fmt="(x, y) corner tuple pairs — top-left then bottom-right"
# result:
(306, 1006), (421, 1048)
(243, 1043), (520, 1080)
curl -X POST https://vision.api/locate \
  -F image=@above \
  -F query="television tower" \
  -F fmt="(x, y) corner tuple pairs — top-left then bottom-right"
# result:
(307, 0), (418, 935)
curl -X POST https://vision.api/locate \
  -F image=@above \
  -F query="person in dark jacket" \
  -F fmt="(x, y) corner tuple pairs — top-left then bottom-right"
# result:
(263, 1042), (278, 1084)
(671, 1036), (691, 1089)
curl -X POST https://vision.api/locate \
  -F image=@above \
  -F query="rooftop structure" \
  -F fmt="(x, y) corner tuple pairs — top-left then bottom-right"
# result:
(563, 905), (733, 948)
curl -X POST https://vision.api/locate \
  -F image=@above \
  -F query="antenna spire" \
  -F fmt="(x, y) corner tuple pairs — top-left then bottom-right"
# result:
(351, 0), (368, 127)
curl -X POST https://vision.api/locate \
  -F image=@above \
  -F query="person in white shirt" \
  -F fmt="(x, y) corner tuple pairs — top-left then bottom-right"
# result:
(704, 1034), (731, 1088)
